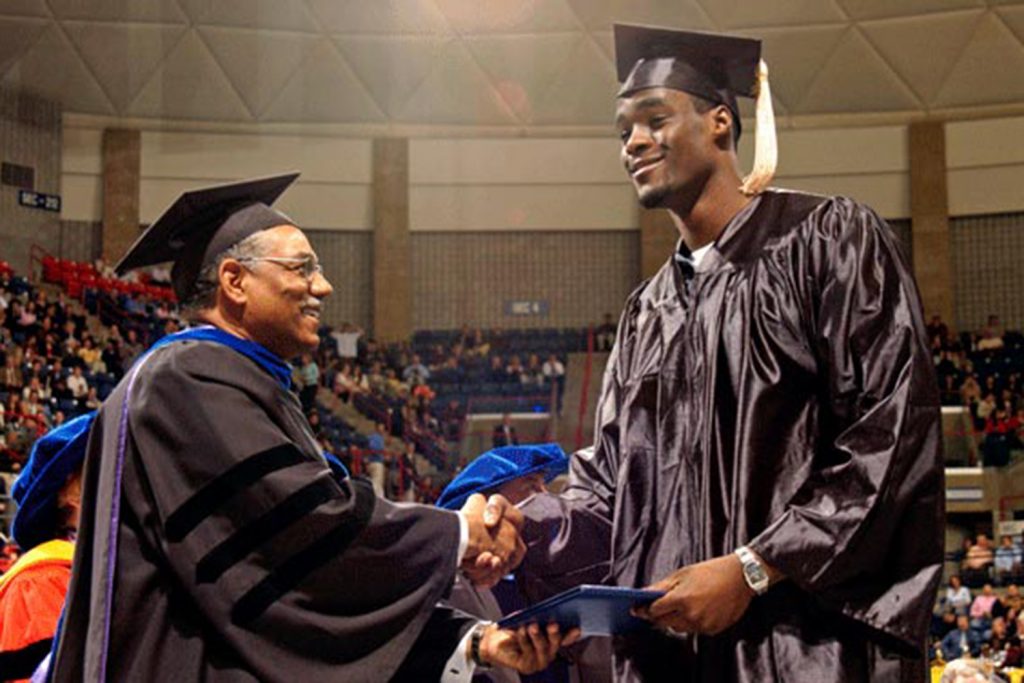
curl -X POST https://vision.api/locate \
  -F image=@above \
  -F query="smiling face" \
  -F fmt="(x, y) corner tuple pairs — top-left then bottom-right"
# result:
(237, 225), (333, 359)
(615, 87), (725, 211)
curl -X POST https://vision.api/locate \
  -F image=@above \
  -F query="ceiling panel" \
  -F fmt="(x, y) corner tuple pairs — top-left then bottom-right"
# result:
(125, 30), (251, 120)
(394, 39), (519, 124)
(334, 35), (450, 117)
(200, 27), (318, 117)
(0, 16), (48, 76)
(64, 21), (186, 113)
(1, 24), (113, 114)
(933, 12), (1024, 107)
(797, 28), (921, 112)
(259, 38), (387, 123)
(860, 10), (985, 104)
(564, 0), (714, 32)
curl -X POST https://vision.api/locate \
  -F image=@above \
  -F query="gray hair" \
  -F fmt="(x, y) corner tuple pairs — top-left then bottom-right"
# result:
(179, 231), (269, 318)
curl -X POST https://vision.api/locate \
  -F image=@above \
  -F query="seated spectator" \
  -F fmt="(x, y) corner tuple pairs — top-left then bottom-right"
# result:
(978, 315), (1005, 351)
(961, 375), (982, 408)
(505, 355), (524, 382)
(492, 413), (518, 448)
(329, 322), (362, 362)
(927, 314), (949, 348)
(66, 365), (88, 400)
(595, 313), (617, 352)
(332, 363), (366, 404)
(520, 354), (544, 387)
(402, 354), (430, 385)
(367, 422), (387, 454)
(76, 336), (104, 374)
(995, 536), (1024, 581)
(296, 353), (319, 413)
(976, 393), (998, 428)
(542, 354), (566, 416)
(2, 355), (23, 392)
(488, 355), (506, 382)
(983, 408), (1021, 466)
(970, 583), (998, 629)
(440, 399), (465, 442)
(941, 615), (983, 661)
(83, 386), (100, 411)
(946, 575), (973, 615)
(965, 534), (995, 577)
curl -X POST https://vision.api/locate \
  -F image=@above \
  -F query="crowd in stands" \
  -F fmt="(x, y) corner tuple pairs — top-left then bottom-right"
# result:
(928, 313), (1024, 466)
(930, 534), (1024, 675)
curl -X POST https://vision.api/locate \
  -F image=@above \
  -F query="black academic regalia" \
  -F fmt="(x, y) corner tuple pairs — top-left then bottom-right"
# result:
(519, 190), (944, 682)
(52, 339), (470, 682)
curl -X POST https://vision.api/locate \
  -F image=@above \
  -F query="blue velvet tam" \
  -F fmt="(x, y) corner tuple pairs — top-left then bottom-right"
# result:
(436, 443), (568, 510)
(11, 411), (96, 550)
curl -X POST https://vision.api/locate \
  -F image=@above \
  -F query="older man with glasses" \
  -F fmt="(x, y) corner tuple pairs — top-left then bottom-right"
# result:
(50, 174), (576, 683)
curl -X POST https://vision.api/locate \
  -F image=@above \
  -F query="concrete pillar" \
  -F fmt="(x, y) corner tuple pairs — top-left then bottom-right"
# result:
(639, 207), (678, 279)
(101, 129), (141, 265)
(372, 138), (411, 342)
(909, 121), (954, 324)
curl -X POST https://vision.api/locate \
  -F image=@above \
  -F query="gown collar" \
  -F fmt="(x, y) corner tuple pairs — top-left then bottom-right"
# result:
(150, 325), (293, 390)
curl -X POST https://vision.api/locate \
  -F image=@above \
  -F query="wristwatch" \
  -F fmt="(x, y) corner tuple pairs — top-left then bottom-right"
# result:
(470, 622), (492, 670)
(734, 546), (770, 595)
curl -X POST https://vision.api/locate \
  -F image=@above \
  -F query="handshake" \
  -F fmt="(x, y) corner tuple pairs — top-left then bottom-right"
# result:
(457, 493), (526, 588)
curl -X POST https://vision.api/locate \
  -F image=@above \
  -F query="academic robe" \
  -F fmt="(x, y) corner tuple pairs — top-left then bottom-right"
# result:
(0, 539), (73, 682)
(52, 337), (471, 682)
(519, 189), (944, 682)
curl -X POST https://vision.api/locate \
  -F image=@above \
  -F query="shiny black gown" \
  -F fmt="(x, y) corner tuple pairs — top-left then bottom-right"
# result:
(520, 189), (944, 682)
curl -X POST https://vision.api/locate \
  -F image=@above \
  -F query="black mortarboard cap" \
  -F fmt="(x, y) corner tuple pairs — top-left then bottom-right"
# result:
(614, 24), (761, 140)
(115, 172), (300, 300)
(613, 24), (777, 196)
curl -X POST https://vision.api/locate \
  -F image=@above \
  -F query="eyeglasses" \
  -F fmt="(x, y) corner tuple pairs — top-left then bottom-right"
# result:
(237, 256), (323, 281)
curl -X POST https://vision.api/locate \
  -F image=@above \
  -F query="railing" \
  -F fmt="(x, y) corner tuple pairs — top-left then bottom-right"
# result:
(574, 325), (595, 451)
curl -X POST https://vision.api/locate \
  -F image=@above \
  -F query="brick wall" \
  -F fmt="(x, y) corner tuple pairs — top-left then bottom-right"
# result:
(411, 230), (640, 330)
(305, 229), (372, 330)
(0, 89), (61, 272)
(952, 211), (1024, 333)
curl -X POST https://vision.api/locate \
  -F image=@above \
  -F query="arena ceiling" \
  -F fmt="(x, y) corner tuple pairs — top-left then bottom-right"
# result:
(1, 0), (1023, 131)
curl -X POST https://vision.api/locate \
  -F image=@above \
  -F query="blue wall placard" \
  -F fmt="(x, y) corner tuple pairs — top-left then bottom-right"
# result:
(18, 189), (61, 212)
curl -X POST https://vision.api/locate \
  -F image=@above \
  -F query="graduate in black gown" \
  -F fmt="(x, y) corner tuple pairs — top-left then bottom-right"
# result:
(517, 26), (944, 682)
(51, 174), (577, 682)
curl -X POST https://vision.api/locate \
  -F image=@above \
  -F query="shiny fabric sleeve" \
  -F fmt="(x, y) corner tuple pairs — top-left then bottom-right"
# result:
(516, 317), (630, 600)
(748, 199), (944, 653)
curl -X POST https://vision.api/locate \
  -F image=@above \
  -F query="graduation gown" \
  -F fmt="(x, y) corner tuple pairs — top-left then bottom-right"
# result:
(519, 189), (944, 682)
(52, 337), (471, 682)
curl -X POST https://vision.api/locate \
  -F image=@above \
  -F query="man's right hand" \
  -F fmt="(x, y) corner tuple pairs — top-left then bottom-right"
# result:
(459, 493), (526, 588)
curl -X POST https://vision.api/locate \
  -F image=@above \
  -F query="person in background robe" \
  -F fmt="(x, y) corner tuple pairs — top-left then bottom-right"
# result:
(438, 443), (571, 683)
(515, 25), (944, 682)
(0, 412), (93, 681)
(51, 174), (577, 682)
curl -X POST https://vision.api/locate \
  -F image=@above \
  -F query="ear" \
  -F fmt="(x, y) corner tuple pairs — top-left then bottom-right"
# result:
(708, 105), (735, 150)
(218, 259), (249, 306)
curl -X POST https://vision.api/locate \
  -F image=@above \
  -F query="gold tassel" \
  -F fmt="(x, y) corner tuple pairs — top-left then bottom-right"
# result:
(739, 59), (777, 196)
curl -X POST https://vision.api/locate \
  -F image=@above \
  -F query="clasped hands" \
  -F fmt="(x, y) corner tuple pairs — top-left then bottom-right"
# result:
(458, 493), (526, 588)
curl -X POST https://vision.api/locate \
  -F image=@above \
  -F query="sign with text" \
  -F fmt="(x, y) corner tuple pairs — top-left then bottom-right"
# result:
(18, 189), (61, 212)
(505, 300), (549, 317)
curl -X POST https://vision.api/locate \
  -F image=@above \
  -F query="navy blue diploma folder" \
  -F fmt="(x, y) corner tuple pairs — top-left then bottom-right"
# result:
(497, 585), (665, 636)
